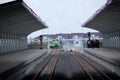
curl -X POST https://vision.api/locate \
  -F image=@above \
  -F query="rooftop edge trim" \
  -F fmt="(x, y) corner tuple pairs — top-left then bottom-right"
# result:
(81, 0), (112, 27)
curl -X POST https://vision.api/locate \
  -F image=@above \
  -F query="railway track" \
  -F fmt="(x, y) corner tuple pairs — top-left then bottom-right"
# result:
(70, 51), (120, 80)
(31, 49), (60, 80)
(22, 50), (120, 80)
(3, 49), (119, 80)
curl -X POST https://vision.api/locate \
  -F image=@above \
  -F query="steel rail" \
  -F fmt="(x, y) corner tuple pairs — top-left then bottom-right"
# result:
(32, 50), (58, 80)
(49, 50), (60, 80)
(78, 53), (112, 80)
(70, 52), (94, 80)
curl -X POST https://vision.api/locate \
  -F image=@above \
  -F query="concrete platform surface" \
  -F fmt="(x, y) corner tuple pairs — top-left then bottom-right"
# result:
(0, 49), (48, 73)
(83, 48), (120, 59)
(83, 48), (120, 64)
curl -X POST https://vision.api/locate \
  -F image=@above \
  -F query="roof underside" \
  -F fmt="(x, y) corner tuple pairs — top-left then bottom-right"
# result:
(0, 1), (47, 36)
(83, 0), (120, 34)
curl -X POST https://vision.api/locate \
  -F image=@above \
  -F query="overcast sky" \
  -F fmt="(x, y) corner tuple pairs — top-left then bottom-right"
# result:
(0, 0), (14, 4)
(0, 0), (107, 38)
(24, 0), (107, 38)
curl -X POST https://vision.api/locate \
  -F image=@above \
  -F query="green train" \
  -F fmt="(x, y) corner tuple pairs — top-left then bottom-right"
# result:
(50, 39), (60, 48)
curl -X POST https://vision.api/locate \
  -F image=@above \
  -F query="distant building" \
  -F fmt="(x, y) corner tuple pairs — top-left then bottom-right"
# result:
(30, 32), (103, 48)
(34, 32), (103, 40)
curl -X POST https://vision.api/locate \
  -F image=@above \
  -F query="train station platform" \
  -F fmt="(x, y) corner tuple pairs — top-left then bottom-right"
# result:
(83, 48), (120, 76)
(0, 49), (49, 74)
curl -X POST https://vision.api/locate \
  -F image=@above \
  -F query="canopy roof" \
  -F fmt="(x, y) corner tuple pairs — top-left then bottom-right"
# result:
(0, 0), (47, 36)
(82, 0), (120, 34)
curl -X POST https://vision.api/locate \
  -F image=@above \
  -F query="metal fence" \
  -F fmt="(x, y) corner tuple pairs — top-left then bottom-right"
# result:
(0, 32), (27, 55)
(103, 31), (120, 48)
